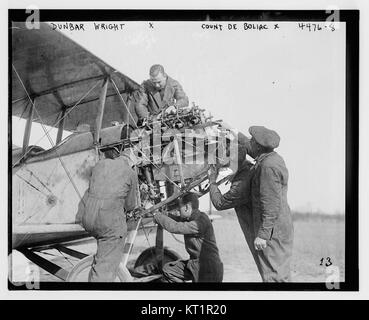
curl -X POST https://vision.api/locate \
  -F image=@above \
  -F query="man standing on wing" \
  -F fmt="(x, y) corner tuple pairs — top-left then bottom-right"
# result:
(135, 64), (189, 122)
(153, 192), (223, 283)
(80, 147), (139, 282)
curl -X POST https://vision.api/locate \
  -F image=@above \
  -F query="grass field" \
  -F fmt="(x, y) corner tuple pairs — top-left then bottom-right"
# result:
(289, 213), (345, 283)
(207, 211), (345, 282)
(11, 211), (345, 283)
(156, 210), (345, 282)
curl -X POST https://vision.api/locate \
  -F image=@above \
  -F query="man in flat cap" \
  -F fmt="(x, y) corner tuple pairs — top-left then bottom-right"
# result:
(247, 126), (294, 282)
(135, 64), (189, 122)
(209, 126), (293, 282)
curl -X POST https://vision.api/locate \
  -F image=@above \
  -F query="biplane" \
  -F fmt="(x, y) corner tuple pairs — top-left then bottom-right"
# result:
(10, 22), (238, 283)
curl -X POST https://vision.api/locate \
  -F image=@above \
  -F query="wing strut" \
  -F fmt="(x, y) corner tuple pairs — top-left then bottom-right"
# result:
(17, 248), (69, 281)
(95, 78), (108, 144)
(12, 64), (85, 204)
(12, 70), (101, 168)
(22, 101), (34, 157)
(173, 137), (186, 186)
(56, 108), (66, 144)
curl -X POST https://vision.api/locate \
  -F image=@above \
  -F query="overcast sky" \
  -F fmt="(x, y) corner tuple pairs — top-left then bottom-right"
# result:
(12, 21), (346, 214)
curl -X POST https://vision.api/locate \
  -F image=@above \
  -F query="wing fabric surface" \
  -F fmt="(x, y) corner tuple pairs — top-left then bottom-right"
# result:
(12, 22), (141, 131)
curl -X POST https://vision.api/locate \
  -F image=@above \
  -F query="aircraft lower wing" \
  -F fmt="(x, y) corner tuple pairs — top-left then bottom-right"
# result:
(13, 224), (87, 249)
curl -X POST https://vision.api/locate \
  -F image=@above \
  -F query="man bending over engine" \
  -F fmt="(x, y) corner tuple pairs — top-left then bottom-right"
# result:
(153, 192), (223, 282)
(135, 64), (189, 122)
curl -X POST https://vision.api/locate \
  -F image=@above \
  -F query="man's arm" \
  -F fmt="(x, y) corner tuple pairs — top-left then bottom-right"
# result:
(135, 84), (150, 119)
(172, 80), (189, 108)
(209, 177), (249, 211)
(257, 166), (282, 240)
(154, 214), (204, 235)
(167, 212), (182, 222)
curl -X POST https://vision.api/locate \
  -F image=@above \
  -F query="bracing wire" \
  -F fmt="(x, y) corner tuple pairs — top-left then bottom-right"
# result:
(12, 64), (85, 203)
(12, 73), (101, 168)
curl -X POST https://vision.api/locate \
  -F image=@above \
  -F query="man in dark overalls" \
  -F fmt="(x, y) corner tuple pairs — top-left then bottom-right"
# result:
(154, 192), (223, 282)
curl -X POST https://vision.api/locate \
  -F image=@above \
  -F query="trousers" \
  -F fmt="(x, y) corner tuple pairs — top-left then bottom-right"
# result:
(82, 195), (127, 282)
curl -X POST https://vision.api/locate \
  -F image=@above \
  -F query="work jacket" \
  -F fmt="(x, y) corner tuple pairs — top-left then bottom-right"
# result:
(80, 155), (138, 236)
(209, 160), (260, 270)
(135, 76), (189, 119)
(154, 210), (222, 282)
(250, 152), (293, 241)
(248, 151), (294, 282)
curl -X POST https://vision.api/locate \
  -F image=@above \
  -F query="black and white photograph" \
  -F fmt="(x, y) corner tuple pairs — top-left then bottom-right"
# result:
(6, 5), (361, 295)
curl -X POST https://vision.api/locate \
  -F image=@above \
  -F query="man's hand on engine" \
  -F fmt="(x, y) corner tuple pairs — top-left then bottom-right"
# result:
(165, 105), (177, 115)
(127, 207), (146, 220)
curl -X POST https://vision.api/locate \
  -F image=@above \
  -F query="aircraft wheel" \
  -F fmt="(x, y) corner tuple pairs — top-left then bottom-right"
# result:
(66, 255), (132, 282)
(134, 246), (182, 269)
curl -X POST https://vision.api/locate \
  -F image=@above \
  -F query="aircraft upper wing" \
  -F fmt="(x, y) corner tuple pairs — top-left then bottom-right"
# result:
(11, 22), (142, 132)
